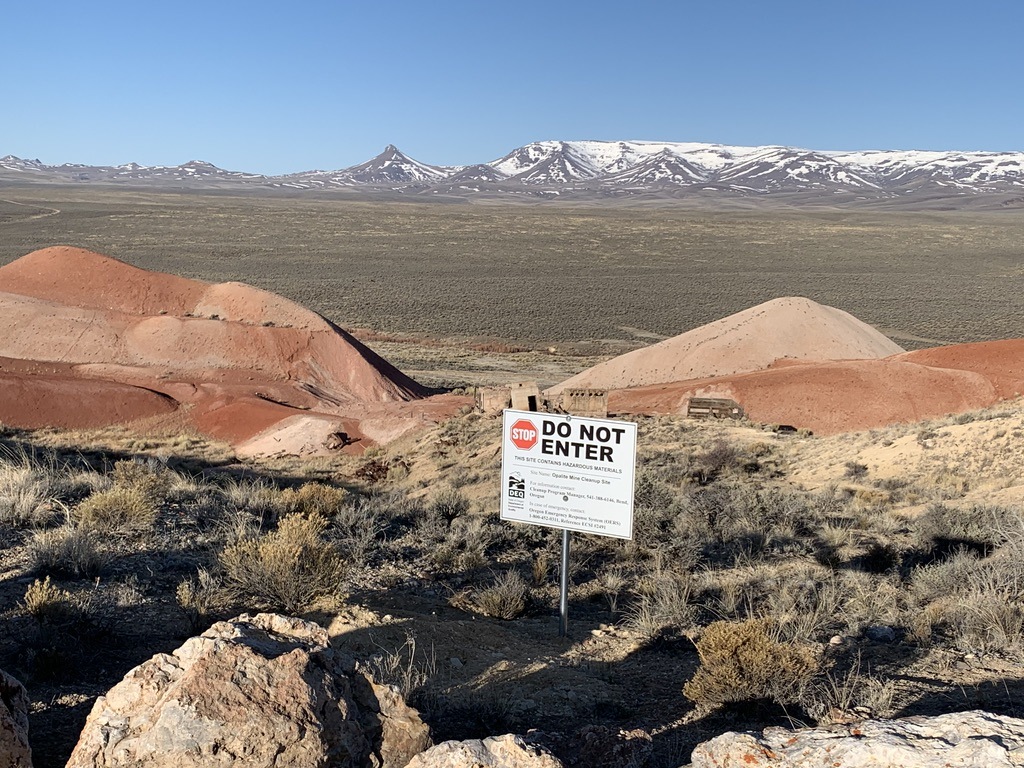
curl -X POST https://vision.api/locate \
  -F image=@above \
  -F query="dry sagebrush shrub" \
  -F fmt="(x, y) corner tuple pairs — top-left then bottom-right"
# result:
(66, 459), (173, 532)
(27, 524), (106, 578)
(430, 486), (470, 522)
(683, 618), (820, 707)
(75, 486), (157, 531)
(280, 481), (351, 518)
(220, 513), (344, 614)
(22, 576), (83, 626)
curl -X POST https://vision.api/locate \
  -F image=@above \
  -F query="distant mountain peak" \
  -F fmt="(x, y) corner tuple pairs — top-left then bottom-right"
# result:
(343, 145), (450, 183)
(4, 140), (1024, 205)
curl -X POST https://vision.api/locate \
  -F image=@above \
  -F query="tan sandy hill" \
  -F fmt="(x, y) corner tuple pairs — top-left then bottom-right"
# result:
(0, 247), (467, 455)
(547, 296), (905, 395)
(609, 339), (1024, 436)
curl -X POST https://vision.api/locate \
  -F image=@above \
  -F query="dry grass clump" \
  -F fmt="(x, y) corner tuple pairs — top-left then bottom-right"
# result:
(0, 448), (70, 527)
(110, 459), (172, 502)
(908, 541), (1024, 653)
(359, 634), (437, 702)
(469, 570), (529, 620)
(625, 570), (695, 638)
(219, 513), (345, 614)
(218, 476), (287, 522)
(683, 618), (821, 707)
(26, 524), (106, 578)
(176, 568), (227, 632)
(803, 656), (898, 724)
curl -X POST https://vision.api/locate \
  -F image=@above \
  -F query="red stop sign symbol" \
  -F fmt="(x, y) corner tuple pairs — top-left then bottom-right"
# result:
(509, 418), (538, 450)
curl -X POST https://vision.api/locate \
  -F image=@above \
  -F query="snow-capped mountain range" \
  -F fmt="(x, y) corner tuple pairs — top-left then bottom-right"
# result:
(4, 140), (1024, 203)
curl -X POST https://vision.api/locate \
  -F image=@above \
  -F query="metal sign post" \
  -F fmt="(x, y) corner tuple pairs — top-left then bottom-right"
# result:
(500, 409), (637, 637)
(559, 529), (570, 636)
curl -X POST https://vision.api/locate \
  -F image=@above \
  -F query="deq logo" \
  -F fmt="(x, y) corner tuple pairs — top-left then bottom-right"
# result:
(507, 473), (526, 499)
(509, 418), (538, 450)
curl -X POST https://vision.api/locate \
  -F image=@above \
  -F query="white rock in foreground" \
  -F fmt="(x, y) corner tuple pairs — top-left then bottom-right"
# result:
(405, 734), (563, 768)
(691, 710), (1024, 767)
(66, 613), (430, 768)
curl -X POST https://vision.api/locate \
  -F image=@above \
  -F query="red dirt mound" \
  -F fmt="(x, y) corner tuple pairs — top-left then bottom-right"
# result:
(548, 296), (904, 395)
(610, 358), (998, 435)
(0, 247), (465, 454)
(0, 246), (206, 316)
(0, 368), (176, 430)
(895, 339), (1024, 400)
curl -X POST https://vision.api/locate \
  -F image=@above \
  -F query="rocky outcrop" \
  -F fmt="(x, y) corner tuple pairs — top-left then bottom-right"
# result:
(690, 709), (1024, 767)
(66, 613), (430, 768)
(0, 667), (31, 768)
(405, 734), (563, 768)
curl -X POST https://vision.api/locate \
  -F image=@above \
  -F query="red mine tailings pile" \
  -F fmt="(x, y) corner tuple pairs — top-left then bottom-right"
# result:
(560, 297), (1023, 435)
(0, 246), (463, 455)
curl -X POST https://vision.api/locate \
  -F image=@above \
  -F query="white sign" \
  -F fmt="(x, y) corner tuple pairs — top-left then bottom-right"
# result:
(500, 409), (637, 539)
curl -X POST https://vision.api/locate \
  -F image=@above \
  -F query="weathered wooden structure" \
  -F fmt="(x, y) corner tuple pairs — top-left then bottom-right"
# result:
(686, 397), (744, 420)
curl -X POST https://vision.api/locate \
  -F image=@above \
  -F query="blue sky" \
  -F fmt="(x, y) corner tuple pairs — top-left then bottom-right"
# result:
(3, 1), (1022, 175)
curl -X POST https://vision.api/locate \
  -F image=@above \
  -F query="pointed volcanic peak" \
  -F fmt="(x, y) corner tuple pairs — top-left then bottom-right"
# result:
(1, 155), (46, 171)
(601, 148), (707, 186)
(715, 147), (879, 190)
(344, 145), (451, 184)
(547, 296), (905, 395)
